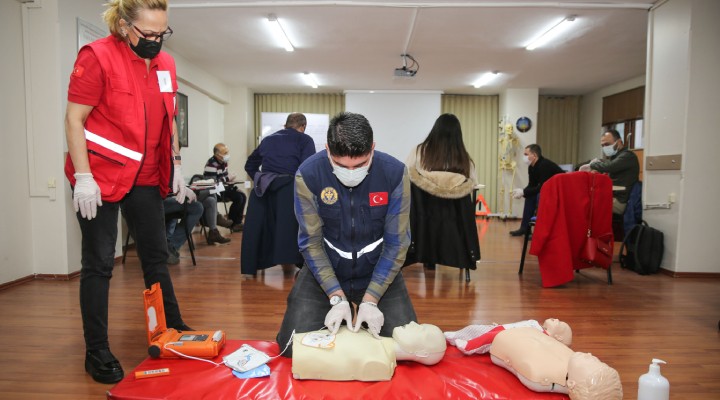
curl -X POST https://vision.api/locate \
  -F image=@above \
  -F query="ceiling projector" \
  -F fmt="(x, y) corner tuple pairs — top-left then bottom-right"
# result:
(393, 54), (418, 78)
(394, 67), (417, 77)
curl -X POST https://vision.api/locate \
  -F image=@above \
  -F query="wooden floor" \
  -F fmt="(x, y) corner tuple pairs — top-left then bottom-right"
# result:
(0, 219), (719, 399)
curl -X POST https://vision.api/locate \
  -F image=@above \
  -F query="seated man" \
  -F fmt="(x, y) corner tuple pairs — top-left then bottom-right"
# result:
(445, 318), (572, 355)
(292, 322), (446, 381)
(510, 144), (564, 236)
(199, 194), (231, 245)
(580, 129), (639, 215)
(163, 190), (203, 265)
(490, 327), (622, 399)
(204, 143), (247, 232)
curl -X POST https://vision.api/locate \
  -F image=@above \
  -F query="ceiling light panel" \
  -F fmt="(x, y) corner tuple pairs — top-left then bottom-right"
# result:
(525, 16), (577, 51)
(267, 14), (294, 52)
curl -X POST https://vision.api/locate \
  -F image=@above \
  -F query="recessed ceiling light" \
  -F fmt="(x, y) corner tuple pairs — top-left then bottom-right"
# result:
(302, 72), (319, 88)
(525, 16), (577, 51)
(473, 72), (500, 88)
(267, 14), (294, 52)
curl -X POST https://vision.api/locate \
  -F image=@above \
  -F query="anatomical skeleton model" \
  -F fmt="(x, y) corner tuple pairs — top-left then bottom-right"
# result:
(498, 119), (520, 217)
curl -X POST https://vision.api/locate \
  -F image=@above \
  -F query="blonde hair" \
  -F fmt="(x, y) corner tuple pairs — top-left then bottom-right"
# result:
(103, 0), (168, 39)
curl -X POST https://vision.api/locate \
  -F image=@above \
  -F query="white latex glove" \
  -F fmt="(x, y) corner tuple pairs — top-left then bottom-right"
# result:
(353, 302), (384, 339)
(228, 173), (237, 182)
(512, 188), (524, 199)
(73, 173), (103, 220)
(172, 165), (187, 203)
(579, 164), (592, 172)
(324, 301), (352, 335)
(184, 188), (197, 203)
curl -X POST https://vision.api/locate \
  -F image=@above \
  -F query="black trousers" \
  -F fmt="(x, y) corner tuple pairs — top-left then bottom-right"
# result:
(76, 186), (184, 351)
(220, 188), (246, 225)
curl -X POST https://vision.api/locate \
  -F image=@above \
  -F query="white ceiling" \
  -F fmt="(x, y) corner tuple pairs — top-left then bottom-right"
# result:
(165, 0), (654, 95)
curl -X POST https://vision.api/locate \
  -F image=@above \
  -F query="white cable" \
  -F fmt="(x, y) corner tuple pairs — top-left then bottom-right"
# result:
(162, 343), (223, 366)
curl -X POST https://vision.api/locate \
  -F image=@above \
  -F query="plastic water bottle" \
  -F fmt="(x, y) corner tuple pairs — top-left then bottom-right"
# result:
(638, 358), (669, 400)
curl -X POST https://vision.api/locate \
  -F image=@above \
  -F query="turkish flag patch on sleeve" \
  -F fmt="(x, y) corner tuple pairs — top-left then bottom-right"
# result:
(369, 192), (388, 206)
(71, 65), (85, 78)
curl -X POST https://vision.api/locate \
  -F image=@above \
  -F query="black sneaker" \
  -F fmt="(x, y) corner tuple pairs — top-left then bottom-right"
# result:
(509, 227), (528, 237)
(167, 246), (180, 265)
(85, 348), (124, 384)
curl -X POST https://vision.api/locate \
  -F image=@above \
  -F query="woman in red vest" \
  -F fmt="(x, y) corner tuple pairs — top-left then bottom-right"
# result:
(64, 0), (190, 384)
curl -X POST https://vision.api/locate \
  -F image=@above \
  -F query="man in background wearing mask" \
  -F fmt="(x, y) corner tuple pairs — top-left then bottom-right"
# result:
(580, 130), (639, 214)
(204, 143), (246, 231)
(276, 112), (417, 357)
(509, 144), (565, 236)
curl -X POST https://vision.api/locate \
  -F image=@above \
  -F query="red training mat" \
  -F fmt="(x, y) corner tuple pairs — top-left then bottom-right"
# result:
(108, 340), (570, 400)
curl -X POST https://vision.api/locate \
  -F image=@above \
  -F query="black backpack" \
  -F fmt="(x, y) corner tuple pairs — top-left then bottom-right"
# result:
(619, 220), (664, 275)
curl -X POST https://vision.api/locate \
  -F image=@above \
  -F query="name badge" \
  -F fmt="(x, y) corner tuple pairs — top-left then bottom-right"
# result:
(157, 71), (172, 92)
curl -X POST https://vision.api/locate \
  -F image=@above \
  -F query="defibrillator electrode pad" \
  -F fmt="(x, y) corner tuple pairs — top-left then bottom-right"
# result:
(223, 344), (271, 373)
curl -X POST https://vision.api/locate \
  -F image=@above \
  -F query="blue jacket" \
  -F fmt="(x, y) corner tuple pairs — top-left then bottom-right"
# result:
(294, 150), (411, 299)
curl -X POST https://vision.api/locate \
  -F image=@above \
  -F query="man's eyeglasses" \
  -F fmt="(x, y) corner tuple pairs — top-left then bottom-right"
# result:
(131, 25), (173, 42)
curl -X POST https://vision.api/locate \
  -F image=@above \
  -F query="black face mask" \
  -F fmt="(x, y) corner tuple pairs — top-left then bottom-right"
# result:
(130, 36), (162, 59)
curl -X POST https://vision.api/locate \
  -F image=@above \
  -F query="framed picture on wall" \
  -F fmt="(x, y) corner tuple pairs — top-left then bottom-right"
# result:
(177, 92), (189, 147)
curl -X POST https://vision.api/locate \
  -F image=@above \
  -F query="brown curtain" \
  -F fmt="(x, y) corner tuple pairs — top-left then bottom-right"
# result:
(537, 95), (580, 166)
(441, 94), (499, 212)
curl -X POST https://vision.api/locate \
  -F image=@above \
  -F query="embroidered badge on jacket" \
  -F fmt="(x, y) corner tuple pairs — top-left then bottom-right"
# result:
(321, 187), (338, 205)
(369, 192), (388, 206)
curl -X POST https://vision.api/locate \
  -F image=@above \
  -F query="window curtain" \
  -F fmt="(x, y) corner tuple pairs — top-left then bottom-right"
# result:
(537, 96), (580, 166)
(441, 94), (499, 212)
(254, 93), (345, 146)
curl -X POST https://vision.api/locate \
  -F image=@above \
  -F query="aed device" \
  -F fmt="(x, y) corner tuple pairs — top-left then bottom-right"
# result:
(143, 283), (226, 359)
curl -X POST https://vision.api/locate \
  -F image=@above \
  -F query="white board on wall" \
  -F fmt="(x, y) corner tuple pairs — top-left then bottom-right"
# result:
(344, 90), (442, 161)
(260, 112), (328, 153)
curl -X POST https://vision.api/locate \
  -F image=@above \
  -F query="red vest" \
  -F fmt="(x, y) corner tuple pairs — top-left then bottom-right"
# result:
(64, 36), (177, 202)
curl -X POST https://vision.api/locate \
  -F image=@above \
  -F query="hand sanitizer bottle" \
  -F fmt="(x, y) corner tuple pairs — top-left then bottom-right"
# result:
(638, 358), (669, 400)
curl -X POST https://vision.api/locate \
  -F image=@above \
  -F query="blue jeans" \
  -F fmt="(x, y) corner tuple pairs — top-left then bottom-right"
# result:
(76, 186), (185, 351)
(276, 267), (417, 357)
(520, 193), (539, 230)
(164, 198), (204, 251)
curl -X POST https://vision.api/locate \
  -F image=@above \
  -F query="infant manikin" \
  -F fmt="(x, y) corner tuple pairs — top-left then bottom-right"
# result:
(444, 318), (572, 355)
(292, 322), (446, 381)
(489, 327), (622, 400)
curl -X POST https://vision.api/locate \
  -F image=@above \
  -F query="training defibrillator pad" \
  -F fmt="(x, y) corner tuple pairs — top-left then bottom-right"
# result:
(300, 331), (336, 349)
(223, 344), (271, 372)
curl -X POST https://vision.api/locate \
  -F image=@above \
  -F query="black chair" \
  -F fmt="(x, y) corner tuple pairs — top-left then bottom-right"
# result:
(518, 219), (535, 275)
(122, 200), (197, 266)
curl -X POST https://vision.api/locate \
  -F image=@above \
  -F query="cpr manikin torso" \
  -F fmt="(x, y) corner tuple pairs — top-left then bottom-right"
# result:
(292, 322), (446, 381)
(445, 318), (572, 355)
(489, 327), (623, 400)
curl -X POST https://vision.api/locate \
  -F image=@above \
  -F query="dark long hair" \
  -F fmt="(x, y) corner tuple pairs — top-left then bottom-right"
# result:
(419, 113), (472, 177)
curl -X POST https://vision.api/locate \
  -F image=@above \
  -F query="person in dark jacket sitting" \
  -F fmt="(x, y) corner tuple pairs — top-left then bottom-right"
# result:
(509, 144), (565, 236)
(579, 129), (639, 215)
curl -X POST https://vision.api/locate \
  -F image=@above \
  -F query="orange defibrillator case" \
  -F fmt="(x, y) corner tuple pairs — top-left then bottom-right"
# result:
(143, 283), (226, 359)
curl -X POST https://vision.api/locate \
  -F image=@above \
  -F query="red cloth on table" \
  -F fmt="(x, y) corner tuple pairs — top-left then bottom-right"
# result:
(108, 340), (569, 400)
(529, 172), (613, 288)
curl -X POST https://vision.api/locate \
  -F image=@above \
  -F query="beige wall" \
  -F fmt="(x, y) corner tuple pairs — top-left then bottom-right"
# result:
(645, 0), (720, 273)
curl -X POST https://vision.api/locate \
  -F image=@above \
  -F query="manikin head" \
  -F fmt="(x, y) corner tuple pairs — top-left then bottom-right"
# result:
(392, 322), (446, 365)
(543, 318), (573, 346)
(567, 352), (623, 400)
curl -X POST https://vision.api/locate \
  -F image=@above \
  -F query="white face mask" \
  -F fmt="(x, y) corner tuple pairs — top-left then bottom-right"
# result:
(329, 154), (372, 187)
(523, 155), (531, 165)
(602, 143), (617, 157)
(222, 155), (230, 162)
